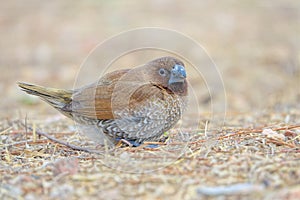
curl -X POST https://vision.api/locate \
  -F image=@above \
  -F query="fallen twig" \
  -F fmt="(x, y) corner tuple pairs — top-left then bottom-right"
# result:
(19, 122), (102, 154)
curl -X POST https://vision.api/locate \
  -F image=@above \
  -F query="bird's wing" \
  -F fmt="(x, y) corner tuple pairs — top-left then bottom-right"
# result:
(70, 69), (130, 119)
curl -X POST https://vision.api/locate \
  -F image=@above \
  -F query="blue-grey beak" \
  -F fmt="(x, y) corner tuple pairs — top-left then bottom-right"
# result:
(168, 64), (186, 84)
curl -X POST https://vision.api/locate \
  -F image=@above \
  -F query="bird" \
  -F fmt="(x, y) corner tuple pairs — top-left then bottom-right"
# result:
(18, 56), (188, 147)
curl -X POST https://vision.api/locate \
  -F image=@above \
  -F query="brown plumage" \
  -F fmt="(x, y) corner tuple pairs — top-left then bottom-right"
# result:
(18, 57), (188, 146)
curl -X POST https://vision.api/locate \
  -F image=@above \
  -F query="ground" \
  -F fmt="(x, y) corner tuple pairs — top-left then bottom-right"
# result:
(0, 1), (300, 199)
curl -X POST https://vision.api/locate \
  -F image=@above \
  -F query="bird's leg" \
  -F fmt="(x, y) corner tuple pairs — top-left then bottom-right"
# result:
(115, 139), (133, 147)
(159, 135), (169, 143)
(115, 138), (145, 147)
(115, 138), (159, 148)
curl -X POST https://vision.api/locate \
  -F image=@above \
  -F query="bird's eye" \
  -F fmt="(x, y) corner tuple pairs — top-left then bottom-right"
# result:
(159, 68), (167, 76)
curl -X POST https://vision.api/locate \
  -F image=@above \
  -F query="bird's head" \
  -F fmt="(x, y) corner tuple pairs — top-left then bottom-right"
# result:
(145, 57), (188, 96)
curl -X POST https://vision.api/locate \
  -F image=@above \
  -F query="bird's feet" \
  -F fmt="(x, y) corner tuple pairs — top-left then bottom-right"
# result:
(115, 138), (160, 148)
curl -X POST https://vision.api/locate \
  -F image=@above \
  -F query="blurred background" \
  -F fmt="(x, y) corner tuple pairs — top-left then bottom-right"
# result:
(1, 0), (299, 123)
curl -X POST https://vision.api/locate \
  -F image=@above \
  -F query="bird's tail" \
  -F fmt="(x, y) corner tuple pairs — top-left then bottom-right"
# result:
(17, 82), (73, 112)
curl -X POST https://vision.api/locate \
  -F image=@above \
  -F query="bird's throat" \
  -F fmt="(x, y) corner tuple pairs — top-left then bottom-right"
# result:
(169, 81), (188, 96)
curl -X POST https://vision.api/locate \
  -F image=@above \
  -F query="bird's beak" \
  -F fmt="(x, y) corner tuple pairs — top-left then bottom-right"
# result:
(168, 64), (187, 85)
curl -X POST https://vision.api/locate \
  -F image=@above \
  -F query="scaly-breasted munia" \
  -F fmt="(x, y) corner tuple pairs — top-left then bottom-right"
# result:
(18, 57), (188, 146)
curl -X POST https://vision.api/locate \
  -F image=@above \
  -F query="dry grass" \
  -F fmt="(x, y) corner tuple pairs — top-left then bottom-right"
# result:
(1, 109), (299, 199)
